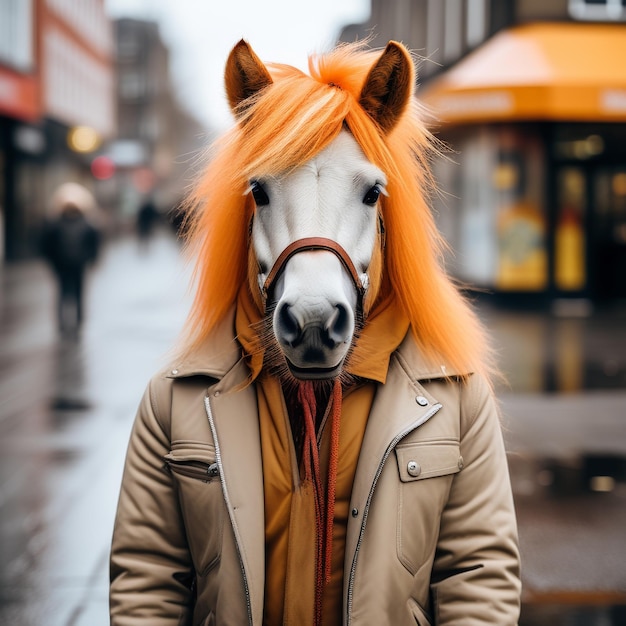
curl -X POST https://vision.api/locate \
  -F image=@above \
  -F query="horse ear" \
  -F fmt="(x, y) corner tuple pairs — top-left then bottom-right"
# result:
(359, 41), (414, 134)
(225, 40), (273, 115)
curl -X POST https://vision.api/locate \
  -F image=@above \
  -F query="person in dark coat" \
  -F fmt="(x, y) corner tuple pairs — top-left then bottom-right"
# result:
(41, 183), (101, 336)
(136, 196), (160, 248)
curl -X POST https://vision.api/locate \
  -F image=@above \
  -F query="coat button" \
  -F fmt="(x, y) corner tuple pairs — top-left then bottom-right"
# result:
(415, 395), (428, 406)
(407, 461), (421, 477)
(458, 457), (464, 470)
(171, 369), (179, 375)
(351, 508), (359, 517)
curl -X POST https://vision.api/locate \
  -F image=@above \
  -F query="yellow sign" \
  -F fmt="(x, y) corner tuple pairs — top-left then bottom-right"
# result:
(497, 201), (548, 290)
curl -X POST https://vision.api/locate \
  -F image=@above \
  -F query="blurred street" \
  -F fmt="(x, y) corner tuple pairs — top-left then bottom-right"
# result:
(0, 229), (625, 625)
(487, 304), (626, 625)
(0, 230), (191, 626)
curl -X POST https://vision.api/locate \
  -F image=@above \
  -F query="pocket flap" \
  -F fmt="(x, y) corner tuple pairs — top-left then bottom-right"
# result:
(165, 441), (216, 464)
(395, 441), (462, 482)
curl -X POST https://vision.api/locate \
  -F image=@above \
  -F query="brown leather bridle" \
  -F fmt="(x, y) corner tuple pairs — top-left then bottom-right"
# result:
(260, 237), (368, 306)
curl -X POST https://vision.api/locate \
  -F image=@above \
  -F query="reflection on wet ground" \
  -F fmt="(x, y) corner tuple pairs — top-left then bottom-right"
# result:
(0, 231), (191, 626)
(483, 300), (626, 624)
(482, 302), (626, 393)
(512, 454), (626, 626)
(0, 232), (624, 624)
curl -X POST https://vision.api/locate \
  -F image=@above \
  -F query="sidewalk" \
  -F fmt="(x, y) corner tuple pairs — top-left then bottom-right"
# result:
(0, 231), (191, 626)
(484, 304), (626, 624)
(0, 231), (624, 624)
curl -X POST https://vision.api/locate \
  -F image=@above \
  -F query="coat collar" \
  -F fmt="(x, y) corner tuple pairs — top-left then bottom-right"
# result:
(393, 331), (471, 381)
(167, 307), (241, 381)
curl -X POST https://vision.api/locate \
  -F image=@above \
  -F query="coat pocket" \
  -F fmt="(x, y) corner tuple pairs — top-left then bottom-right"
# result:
(407, 597), (433, 626)
(395, 441), (462, 483)
(164, 452), (220, 483)
(394, 440), (462, 575)
(164, 442), (224, 576)
(195, 611), (215, 626)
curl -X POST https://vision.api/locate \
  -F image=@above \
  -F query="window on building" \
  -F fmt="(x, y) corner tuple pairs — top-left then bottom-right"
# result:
(444, 0), (463, 62)
(0, 0), (34, 71)
(118, 33), (140, 60)
(569, 0), (626, 21)
(119, 71), (145, 100)
(425, 0), (445, 73)
(466, 0), (488, 47)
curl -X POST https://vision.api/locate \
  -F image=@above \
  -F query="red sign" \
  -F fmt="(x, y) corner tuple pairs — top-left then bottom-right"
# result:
(91, 155), (116, 180)
(0, 67), (40, 122)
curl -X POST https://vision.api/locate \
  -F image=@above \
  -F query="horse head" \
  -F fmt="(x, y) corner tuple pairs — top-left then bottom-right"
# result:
(225, 40), (414, 380)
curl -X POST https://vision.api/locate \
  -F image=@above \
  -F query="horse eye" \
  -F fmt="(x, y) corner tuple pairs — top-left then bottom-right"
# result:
(363, 185), (382, 206)
(250, 181), (269, 206)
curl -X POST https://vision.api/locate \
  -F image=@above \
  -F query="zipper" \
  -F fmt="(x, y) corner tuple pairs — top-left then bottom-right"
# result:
(164, 459), (219, 482)
(204, 395), (254, 626)
(346, 403), (442, 625)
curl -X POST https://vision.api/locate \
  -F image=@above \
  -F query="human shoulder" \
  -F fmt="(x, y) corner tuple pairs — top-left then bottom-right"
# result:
(394, 331), (473, 382)
(144, 367), (176, 430)
(394, 332), (497, 433)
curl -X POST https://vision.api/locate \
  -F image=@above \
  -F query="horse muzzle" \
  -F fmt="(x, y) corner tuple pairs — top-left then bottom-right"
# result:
(261, 238), (367, 380)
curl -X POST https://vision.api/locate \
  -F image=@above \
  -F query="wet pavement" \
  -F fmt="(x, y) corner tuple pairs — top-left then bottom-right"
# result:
(0, 231), (191, 625)
(0, 229), (625, 625)
(485, 304), (626, 625)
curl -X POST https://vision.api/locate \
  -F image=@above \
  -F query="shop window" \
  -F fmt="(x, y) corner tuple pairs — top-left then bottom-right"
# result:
(494, 129), (548, 291)
(569, 0), (626, 21)
(593, 168), (626, 297)
(554, 133), (604, 161)
(434, 126), (548, 292)
(555, 168), (587, 291)
(457, 129), (499, 286)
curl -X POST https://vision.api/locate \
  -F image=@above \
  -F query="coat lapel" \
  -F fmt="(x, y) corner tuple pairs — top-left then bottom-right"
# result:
(345, 349), (443, 578)
(207, 358), (265, 626)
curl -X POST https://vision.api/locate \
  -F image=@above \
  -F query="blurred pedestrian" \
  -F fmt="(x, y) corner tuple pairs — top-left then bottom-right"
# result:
(41, 183), (101, 337)
(136, 195), (159, 249)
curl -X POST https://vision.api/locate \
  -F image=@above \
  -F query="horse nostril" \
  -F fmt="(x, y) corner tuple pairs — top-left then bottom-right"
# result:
(324, 304), (351, 348)
(277, 302), (301, 346)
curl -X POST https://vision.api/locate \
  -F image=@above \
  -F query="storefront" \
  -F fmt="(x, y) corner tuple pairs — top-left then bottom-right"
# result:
(0, 65), (41, 260)
(421, 22), (626, 301)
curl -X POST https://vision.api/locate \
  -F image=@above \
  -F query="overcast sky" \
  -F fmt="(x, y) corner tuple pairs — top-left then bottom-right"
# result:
(105, 0), (370, 130)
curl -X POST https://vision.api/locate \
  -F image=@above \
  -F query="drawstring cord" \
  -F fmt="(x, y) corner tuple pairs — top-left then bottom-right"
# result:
(297, 378), (343, 626)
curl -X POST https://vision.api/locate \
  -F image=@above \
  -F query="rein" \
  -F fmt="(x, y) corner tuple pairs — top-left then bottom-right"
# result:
(260, 237), (369, 305)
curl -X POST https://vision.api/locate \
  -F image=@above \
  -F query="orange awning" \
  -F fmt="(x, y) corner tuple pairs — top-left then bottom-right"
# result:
(419, 22), (626, 125)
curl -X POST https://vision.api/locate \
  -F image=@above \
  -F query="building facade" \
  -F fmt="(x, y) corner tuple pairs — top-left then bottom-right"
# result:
(0, 4), (207, 260)
(112, 18), (207, 224)
(0, 0), (40, 261)
(0, 0), (114, 260)
(342, 0), (626, 302)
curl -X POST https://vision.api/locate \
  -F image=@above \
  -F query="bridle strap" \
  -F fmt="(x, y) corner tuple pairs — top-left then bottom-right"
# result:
(262, 237), (365, 299)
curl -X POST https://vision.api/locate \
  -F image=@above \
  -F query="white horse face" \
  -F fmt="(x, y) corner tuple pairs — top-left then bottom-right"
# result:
(250, 130), (386, 379)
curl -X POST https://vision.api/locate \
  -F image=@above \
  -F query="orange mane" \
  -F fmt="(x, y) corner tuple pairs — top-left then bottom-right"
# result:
(181, 42), (493, 379)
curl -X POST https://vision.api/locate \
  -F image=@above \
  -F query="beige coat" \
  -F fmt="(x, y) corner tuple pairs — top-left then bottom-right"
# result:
(110, 315), (521, 625)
